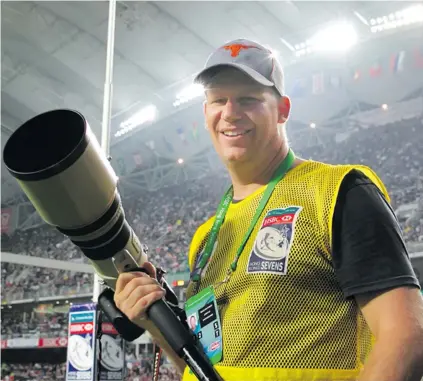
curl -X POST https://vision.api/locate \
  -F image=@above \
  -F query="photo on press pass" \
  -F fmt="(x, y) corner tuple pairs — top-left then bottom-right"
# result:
(1, 1), (423, 381)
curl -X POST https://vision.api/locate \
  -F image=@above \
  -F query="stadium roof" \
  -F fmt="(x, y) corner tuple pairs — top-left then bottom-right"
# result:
(2, 1), (423, 205)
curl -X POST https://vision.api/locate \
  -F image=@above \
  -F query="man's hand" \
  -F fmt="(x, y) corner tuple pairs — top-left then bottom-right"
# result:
(113, 262), (187, 374)
(114, 262), (166, 322)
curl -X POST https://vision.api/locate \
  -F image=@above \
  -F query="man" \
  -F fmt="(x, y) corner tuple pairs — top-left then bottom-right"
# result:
(188, 314), (199, 333)
(114, 39), (423, 381)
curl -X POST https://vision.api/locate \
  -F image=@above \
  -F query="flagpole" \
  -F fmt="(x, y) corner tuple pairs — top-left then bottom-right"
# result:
(93, 0), (117, 302)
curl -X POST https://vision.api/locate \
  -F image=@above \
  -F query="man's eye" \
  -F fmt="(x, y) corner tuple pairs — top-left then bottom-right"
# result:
(240, 97), (258, 103)
(212, 99), (226, 104)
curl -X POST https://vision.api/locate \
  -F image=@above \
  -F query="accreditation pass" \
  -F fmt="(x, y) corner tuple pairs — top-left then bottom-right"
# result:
(185, 286), (223, 365)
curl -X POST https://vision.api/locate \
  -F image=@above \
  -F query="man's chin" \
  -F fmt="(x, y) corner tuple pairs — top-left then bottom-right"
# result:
(221, 149), (250, 164)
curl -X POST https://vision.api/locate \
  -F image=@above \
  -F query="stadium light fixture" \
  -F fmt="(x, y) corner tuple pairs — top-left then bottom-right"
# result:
(173, 84), (204, 108)
(382, 104), (388, 110)
(295, 22), (358, 57)
(370, 4), (423, 33)
(115, 104), (157, 137)
(310, 122), (316, 128)
(353, 11), (369, 26)
(310, 22), (358, 52)
(280, 37), (295, 52)
(177, 158), (184, 164)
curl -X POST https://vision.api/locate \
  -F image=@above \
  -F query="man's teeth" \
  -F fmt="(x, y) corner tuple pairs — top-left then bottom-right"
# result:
(223, 131), (249, 137)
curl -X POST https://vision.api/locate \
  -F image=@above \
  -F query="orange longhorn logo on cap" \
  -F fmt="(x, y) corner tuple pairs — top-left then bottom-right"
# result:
(223, 44), (260, 57)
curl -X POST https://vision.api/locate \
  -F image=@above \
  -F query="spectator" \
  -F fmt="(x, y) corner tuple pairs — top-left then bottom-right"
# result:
(2, 118), (422, 303)
(1, 116), (422, 381)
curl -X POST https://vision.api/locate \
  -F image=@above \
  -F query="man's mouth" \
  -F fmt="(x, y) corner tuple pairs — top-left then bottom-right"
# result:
(221, 130), (252, 137)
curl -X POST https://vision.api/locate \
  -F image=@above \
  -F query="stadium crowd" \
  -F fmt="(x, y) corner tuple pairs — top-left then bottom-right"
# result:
(0, 351), (179, 381)
(1, 309), (68, 340)
(1, 118), (422, 380)
(0, 362), (180, 381)
(125, 363), (181, 381)
(1, 363), (66, 381)
(2, 118), (422, 303)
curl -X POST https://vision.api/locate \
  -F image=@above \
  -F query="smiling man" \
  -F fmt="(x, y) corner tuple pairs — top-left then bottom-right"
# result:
(183, 39), (423, 381)
(114, 39), (423, 381)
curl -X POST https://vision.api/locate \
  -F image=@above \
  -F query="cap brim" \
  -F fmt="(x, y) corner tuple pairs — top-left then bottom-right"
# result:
(194, 63), (274, 87)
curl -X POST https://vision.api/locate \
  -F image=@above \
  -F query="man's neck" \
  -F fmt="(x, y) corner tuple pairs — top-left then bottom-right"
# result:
(228, 144), (290, 201)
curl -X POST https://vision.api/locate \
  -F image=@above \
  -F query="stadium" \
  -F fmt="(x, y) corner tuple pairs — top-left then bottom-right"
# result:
(1, 1), (423, 380)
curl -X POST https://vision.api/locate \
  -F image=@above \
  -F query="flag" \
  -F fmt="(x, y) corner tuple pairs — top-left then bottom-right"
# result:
(390, 51), (405, 73)
(177, 127), (188, 145)
(162, 135), (174, 152)
(191, 121), (199, 141)
(312, 72), (324, 95)
(289, 77), (308, 98)
(351, 68), (361, 81)
(133, 153), (142, 167)
(369, 59), (382, 77)
(414, 48), (423, 69)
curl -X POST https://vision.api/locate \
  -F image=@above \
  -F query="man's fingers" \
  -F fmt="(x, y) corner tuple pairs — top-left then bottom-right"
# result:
(113, 262), (163, 323)
(121, 283), (166, 312)
(115, 262), (157, 295)
(114, 273), (152, 308)
(142, 262), (157, 278)
(126, 290), (166, 321)
(115, 272), (146, 294)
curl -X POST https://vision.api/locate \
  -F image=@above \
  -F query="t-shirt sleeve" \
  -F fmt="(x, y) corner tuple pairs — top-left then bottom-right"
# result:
(331, 169), (421, 299)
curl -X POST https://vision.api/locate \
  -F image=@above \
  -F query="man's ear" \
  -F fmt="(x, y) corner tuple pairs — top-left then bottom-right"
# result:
(203, 100), (207, 116)
(277, 96), (291, 124)
(203, 100), (207, 130)
(203, 101), (208, 129)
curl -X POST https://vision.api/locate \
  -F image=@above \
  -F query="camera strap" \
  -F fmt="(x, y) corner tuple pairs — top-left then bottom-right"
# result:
(152, 344), (162, 381)
(96, 309), (103, 381)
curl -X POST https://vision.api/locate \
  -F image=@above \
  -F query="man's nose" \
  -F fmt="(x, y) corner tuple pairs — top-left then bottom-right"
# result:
(222, 100), (242, 122)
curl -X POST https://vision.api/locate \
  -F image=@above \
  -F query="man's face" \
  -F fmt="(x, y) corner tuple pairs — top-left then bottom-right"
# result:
(204, 69), (289, 165)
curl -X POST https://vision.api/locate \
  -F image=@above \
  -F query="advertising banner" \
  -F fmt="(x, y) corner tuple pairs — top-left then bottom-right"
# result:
(0, 337), (68, 349)
(39, 337), (68, 348)
(4, 338), (38, 349)
(66, 303), (97, 381)
(97, 316), (125, 381)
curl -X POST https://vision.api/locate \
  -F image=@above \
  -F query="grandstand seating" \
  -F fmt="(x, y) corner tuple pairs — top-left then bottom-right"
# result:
(2, 118), (422, 380)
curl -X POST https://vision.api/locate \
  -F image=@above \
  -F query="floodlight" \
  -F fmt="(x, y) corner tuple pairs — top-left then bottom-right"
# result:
(115, 105), (157, 137)
(309, 22), (358, 53)
(173, 84), (204, 108)
(370, 4), (423, 34)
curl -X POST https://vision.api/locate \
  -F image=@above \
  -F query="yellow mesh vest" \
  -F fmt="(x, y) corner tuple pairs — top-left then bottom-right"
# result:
(182, 161), (389, 381)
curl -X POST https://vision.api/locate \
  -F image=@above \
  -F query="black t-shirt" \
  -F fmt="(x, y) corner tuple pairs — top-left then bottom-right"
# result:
(332, 169), (420, 299)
